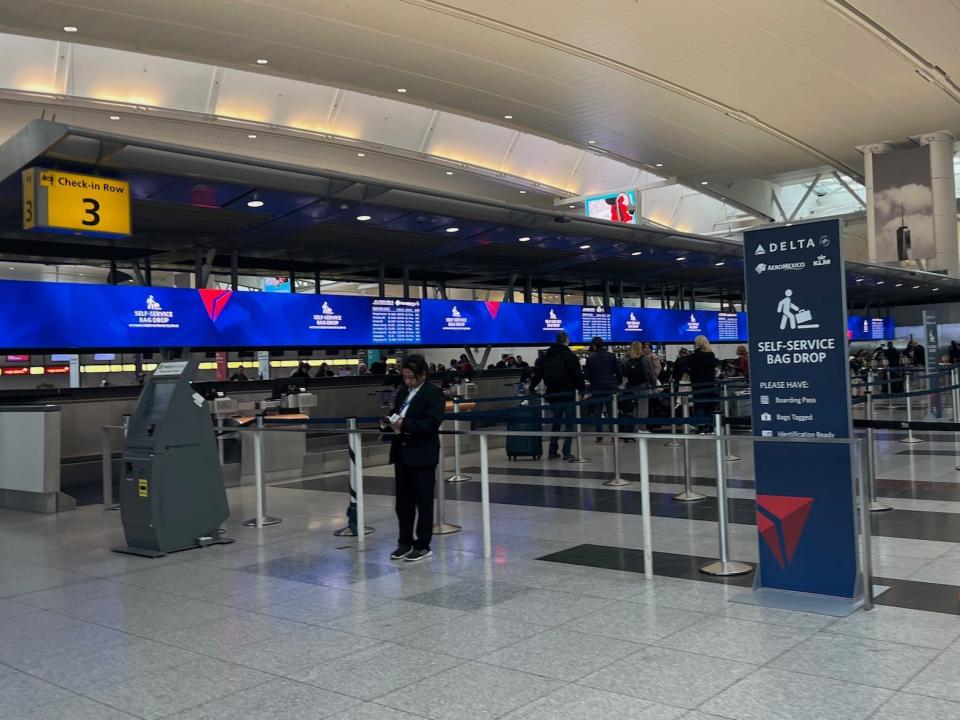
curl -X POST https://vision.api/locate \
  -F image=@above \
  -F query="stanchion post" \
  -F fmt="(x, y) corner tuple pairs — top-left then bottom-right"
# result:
(243, 415), (281, 528)
(673, 394), (705, 501)
(433, 433), (462, 535)
(722, 382), (739, 462)
(700, 413), (753, 576)
(334, 418), (374, 537)
(480, 433), (492, 559)
(569, 389), (591, 464)
(447, 395), (471, 483)
(638, 435), (653, 580)
(664, 386), (681, 447)
(864, 373), (892, 512)
(857, 438), (876, 611)
(604, 391), (631, 486)
(901, 372), (922, 444)
(952, 368), (960, 422)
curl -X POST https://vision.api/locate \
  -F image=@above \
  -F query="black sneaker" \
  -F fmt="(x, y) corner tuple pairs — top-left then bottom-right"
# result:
(563, 454), (575, 461)
(390, 545), (412, 560)
(548, 452), (561, 459)
(404, 548), (433, 563)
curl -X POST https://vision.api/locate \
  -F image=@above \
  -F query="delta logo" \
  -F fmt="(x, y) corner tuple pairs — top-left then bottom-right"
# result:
(198, 289), (232, 322)
(756, 495), (813, 570)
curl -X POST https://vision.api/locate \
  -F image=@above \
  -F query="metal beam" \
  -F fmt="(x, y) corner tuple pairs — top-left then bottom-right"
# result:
(832, 171), (866, 208)
(788, 174), (822, 222)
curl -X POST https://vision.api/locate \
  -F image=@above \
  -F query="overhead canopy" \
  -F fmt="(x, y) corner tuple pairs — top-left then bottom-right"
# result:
(0, 120), (954, 308)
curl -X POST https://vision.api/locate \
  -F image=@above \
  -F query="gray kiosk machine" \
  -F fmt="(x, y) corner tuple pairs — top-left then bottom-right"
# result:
(114, 359), (234, 557)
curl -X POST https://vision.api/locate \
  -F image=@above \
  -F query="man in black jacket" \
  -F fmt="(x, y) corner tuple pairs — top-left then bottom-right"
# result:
(387, 355), (445, 562)
(528, 331), (585, 460)
(584, 337), (623, 443)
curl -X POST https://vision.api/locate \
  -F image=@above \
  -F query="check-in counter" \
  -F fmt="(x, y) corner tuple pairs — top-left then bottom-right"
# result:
(0, 405), (75, 513)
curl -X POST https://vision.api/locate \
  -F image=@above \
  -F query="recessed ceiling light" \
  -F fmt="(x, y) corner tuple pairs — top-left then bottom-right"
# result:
(587, 140), (596, 145)
(356, 215), (372, 221)
(700, 181), (709, 185)
(397, 88), (407, 93)
(247, 199), (265, 208)
(108, 115), (120, 121)
(63, 26), (78, 33)
(715, 261), (725, 267)
(247, 133), (257, 139)
(655, 163), (663, 167)
(445, 227), (459, 233)
(877, 281), (884, 285)
(579, 244), (591, 250)
(445, 171), (454, 175)
(913, 285), (920, 289)
(631, 251), (642, 256)
(675, 256), (686, 261)
(895, 283), (903, 287)
(519, 190), (526, 194)
(8, 267), (14, 270)
(568, 204), (576, 209)
(356, 152), (365, 157)
(933, 287), (940, 291)
(503, 114), (513, 120)
(256, 58), (269, 65)
(518, 236), (530, 242)
(856, 278), (864, 282)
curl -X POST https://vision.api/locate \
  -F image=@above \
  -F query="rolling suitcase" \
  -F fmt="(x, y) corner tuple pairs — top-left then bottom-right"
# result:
(505, 399), (543, 461)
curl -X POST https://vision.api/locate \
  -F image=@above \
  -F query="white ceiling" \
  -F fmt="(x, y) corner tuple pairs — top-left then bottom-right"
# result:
(0, 0), (957, 190)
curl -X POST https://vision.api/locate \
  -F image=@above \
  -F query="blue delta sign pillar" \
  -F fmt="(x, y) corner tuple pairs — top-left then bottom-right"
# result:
(743, 219), (864, 610)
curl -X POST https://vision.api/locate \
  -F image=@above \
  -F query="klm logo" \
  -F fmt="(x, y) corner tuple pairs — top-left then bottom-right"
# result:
(813, 255), (831, 267)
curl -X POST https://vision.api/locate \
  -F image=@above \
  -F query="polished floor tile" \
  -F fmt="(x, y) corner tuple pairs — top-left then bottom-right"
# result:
(377, 662), (563, 720)
(226, 625), (381, 675)
(161, 677), (360, 719)
(700, 667), (893, 720)
(903, 651), (960, 703)
(579, 645), (757, 709)
(293, 642), (464, 699)
(319, 600), (466, 641)
(3, 695), (140, 720)
(562, 601), (708, 645)
(393, 613), (546, 660)
(0, 666), (75, 717)
(869, 692), (960, 720)
(481, 588), (611, 626)
(768, 633), (938, 690)
(478, 627), (642, 681)
(657, 616), (812, 664)
(826, 605), (960, 650)
(402, 578), (531, 611)
(500, 684), (686, 720)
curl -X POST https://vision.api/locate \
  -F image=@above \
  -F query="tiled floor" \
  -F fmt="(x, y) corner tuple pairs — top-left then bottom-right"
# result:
(2, 425), (960, 718)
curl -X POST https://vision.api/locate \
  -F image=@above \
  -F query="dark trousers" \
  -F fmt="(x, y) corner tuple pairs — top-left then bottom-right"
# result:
(547, 392), (575, 456)
(590, 392), (614, 435)
(395, 461), (436, 550)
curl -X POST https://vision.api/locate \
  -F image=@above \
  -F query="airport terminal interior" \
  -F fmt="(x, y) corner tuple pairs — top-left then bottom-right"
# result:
(2, 2), (960, 718)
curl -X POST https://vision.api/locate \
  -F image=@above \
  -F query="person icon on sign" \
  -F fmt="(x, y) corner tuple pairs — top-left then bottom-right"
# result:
(778, 289), (799, 330)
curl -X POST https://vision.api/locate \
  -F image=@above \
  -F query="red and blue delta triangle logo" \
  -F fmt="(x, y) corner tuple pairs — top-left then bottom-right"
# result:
(484, 301), (501, 319)
(198, 289), (232, 322)
(756, 495), (813, 570)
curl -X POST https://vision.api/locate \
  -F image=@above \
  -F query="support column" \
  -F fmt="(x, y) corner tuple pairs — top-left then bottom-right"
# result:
(289, 269), (296, 293)
(108, 258), (118, 285)
(919, 131), (959, 277)
(861, 142), (895, 263)
(524, 274), (532, 303)
(144, 256), (152, 286)
(378, 263), (386, 297)
(402, 265), (411, 298)
(603, 280), (611, 308)
(314, 270), (321, 294)
(617, 281), (624, 307)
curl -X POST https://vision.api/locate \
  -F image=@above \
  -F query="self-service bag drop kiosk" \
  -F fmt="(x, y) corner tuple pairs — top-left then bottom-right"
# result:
(114, 359), (234, 557)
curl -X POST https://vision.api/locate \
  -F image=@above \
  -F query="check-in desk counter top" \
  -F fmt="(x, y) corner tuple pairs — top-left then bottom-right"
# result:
(0, 404), (74, 513)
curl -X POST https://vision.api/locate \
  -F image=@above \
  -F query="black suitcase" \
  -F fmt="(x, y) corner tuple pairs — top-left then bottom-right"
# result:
(505, 401), (543, 461)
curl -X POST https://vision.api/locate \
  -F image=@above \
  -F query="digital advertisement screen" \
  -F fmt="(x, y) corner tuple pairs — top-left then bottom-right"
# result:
(584, 190), (638, 224)
(0, 279), (888, 351)
(847, 316), (894, 341)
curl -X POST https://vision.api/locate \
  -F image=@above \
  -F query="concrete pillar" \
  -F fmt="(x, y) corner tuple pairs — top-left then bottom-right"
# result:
(919, 131), (958, 277)
(861, 142), (895, 264)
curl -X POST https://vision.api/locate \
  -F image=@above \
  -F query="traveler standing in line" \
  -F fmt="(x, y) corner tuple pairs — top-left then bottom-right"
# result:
(734, 345), (749, 379)
(623, 341), (657, 433)
(950, 341), (960, 365)
(528, 330), (585, 460)
(688, 335), (719, 431)
(884, 341), (903, 394)
(672, 347), (691, 392)
(584, 337), (623, 443)
(910, 339), (926, 368)
(386, 354), (444, 562)
(644, 342), (663, 380)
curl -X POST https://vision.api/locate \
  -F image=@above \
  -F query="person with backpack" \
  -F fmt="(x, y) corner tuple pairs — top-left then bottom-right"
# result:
(584, 337), (623, 443)
(623, 341), (658, 433)
(528, 330), (585, 460)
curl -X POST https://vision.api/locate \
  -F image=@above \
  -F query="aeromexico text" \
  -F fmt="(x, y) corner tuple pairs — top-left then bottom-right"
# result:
(756, 337), (836, 364)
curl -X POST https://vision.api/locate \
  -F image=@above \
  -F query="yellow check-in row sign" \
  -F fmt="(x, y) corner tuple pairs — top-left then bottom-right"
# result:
(22, 167), (131, 237)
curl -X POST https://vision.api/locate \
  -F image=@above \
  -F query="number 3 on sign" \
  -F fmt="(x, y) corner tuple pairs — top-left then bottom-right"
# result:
(82, 198), (100, 226)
